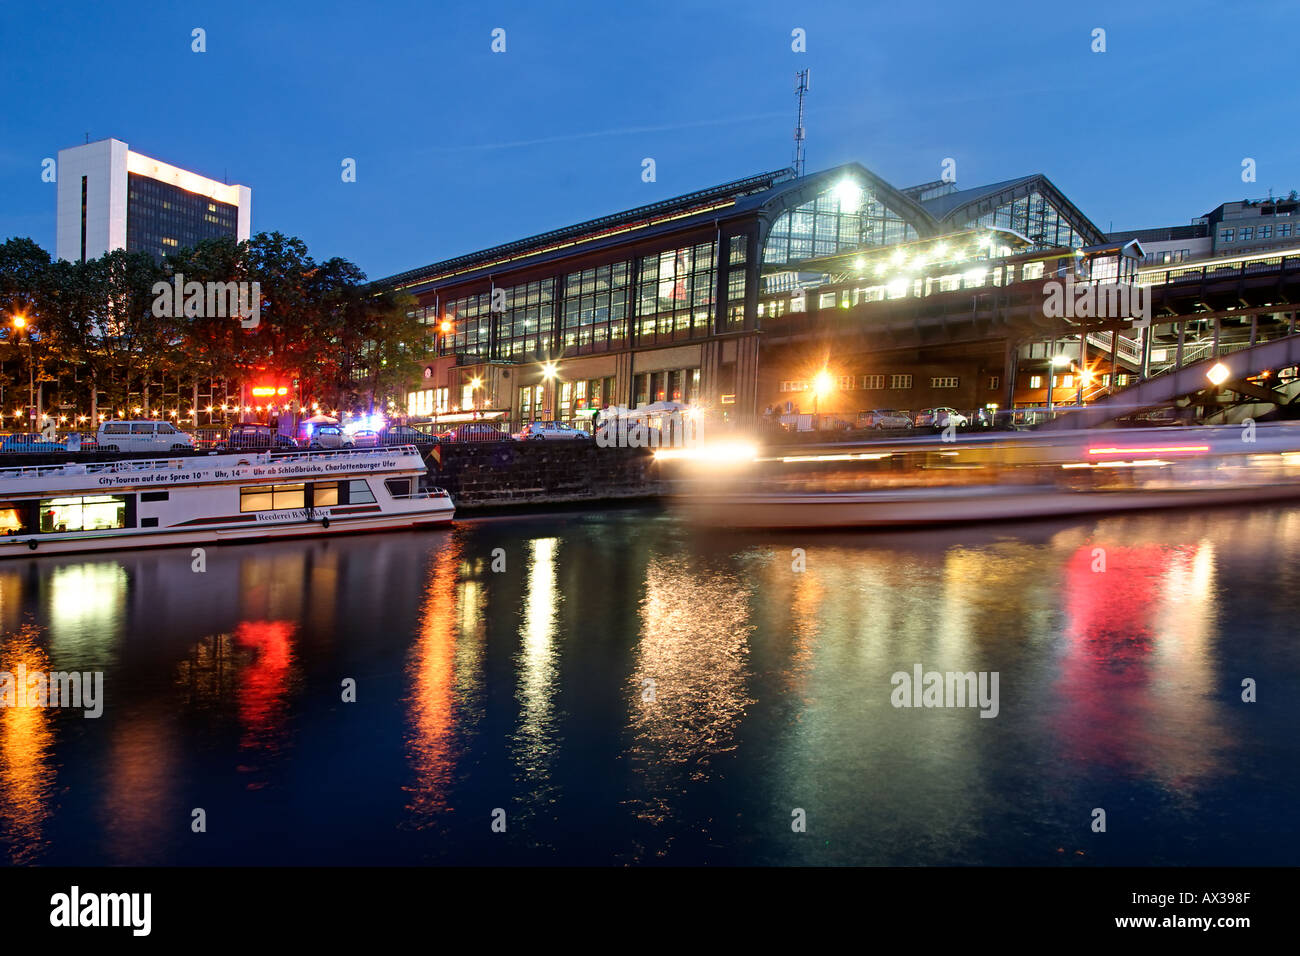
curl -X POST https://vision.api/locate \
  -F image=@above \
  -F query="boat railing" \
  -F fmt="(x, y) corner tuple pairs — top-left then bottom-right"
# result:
(0, 444), (425, 482)
(390, 487), (450, 500)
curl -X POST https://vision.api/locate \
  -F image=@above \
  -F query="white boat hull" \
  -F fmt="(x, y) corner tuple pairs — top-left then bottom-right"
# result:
(0, 446), (454, 558)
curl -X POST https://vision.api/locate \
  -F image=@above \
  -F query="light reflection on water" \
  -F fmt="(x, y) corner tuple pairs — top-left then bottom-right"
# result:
(0, 507), (1297, 865)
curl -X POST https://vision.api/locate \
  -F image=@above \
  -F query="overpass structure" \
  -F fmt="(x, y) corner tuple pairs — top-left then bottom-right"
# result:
(751, 240), (1300, 420)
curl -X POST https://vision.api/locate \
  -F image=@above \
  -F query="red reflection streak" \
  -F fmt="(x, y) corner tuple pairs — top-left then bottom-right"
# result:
(233, 620), (295, 751)
(1055, 544), (1192, 769)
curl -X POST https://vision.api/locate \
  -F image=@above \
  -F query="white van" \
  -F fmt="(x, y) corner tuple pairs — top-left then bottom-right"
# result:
(97, 420), (195, 453)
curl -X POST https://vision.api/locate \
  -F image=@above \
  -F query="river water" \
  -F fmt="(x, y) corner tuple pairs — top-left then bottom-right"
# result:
(1, 504), (1297, 865)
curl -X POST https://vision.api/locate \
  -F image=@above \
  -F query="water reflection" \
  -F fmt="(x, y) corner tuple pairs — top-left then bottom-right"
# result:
(0, 506), (1294, 865)
(0, 628), (54, 864)
(1056, 537), (1226, 787)
(512, 538), (562, 818)
(627, 555), (756, 836)
(175, 620), (300, 779)
(404, 538), (473, 826)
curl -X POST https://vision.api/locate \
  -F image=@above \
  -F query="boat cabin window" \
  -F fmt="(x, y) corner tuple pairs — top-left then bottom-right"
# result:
(384, 478), (411, 498)
(0, 502), (31, 535)
(347, 480), (376, 504)
(239, 483), (306, 512)
(311, 482), (340, 507)
(38, 495), (128, 533)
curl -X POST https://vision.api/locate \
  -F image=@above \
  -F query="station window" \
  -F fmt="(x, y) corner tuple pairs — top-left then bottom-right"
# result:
(989, 376), (1000, 390)
(931, 377), (959, 388)
(239, 483), (305, 512)
(888, 374), (912, 389)
(38, 495), (127, 533)
(1282, 224), (1293, 238)
(1241, 227), (1254, 241)
(1221, 229), (1235, 243)
(862, 374), (884, 390)
(1029, 375), (1044, 388)
(729, 235), (747, 265)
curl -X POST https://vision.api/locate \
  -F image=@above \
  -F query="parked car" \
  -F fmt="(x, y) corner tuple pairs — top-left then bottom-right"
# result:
(436, 422), (508, 443)
(914, 407), (969, 429)
(350, 429), (380, 448)
(97, 420), (195, 453)
(0, 433), (67, 454)
(217, 423), (298, 452)
(860, 409), (913, 430)
(307, 424), (352, 449)
(514, 421), (593, 441)
(378, 424), (438, 448)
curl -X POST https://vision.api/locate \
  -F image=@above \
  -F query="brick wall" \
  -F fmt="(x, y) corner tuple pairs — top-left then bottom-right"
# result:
(427, 442), (661, 511)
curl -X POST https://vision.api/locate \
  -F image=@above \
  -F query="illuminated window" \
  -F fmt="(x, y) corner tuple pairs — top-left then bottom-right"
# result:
(38, 495), (127, 533)
(931, 377), (959, 388)
(888, 374), (912, 389)
(312, 482), (340, 507)
(989, 376), (1000, 390)
(0, 503), (29, 535)
(862, 374), (884, 389)
(1029, 375), (1043, 388)
(239, 483), (305, 512)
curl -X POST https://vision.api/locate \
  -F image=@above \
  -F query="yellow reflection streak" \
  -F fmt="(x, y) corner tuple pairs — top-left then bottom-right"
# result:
(628, 557), (755, 829)
(0, 629), (54, 864)
(515, 538), (560, 773)
(404, 539), (464, 825)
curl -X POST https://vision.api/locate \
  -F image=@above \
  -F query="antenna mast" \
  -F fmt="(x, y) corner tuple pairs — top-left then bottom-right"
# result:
(793, 69), (809, 177)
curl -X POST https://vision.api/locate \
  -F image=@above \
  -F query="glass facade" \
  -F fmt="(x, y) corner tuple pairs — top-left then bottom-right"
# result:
(126, 173), (238, 261)
(442, 291), (493, 358)
(958, 190), (1084, 248)
(561, 263), (628, 354)
(763, 183), (918, 267)
(636, 242), (716, 345)
(498, 278), (556, 360)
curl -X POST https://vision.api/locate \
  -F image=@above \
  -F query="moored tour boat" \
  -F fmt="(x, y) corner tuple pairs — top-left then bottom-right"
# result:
(0, 445), (454, 557)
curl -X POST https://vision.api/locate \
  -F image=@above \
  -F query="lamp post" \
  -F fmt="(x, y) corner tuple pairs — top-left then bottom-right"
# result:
(10, 315), (35, 423)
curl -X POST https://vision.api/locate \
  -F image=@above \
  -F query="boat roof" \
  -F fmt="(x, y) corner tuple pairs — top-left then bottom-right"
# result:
(0, 445), (427, 485)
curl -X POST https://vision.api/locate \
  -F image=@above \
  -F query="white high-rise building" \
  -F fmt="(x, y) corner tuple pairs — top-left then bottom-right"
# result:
(55, 138), (251, 262)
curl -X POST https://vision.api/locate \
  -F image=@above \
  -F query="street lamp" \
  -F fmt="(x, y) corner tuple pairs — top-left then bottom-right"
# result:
(10, 314), (35, 423)
(812, 369), (834, 425)
(1206, 362), (1230, 386)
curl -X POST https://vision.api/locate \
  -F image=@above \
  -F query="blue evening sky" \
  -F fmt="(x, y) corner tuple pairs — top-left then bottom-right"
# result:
(2, 0), (1295, 280)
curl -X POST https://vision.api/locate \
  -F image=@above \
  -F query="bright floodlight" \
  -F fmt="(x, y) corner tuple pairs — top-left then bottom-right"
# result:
(1206, 362), (1230, 386)
(1051, 355), (1072, 367)
(12, 315), (26, 329)
(812, 370), (835, 397)
(470, 376), (483, 390)
(542, 361), (558, 379)
(833, 179), (863, 211)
